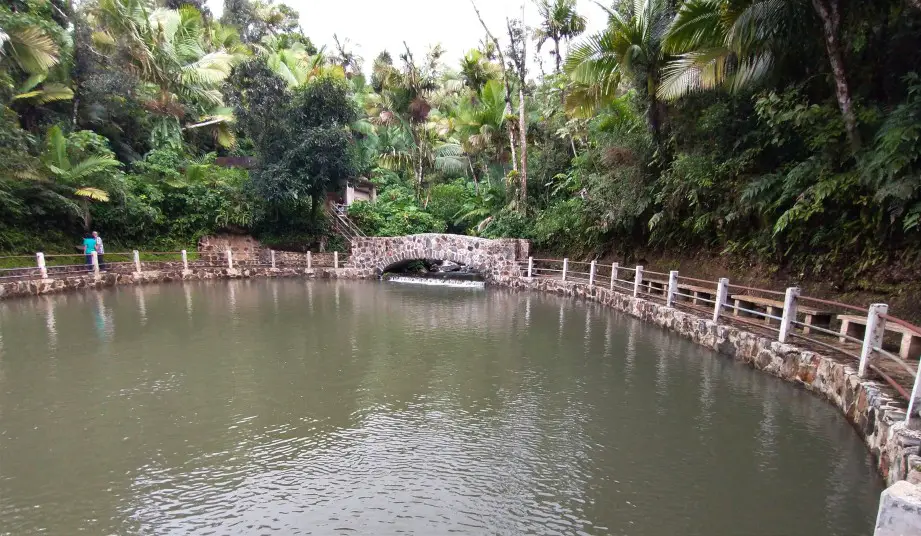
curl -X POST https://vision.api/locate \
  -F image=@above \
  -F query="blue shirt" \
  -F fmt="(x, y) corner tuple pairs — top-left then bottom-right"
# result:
(83, 237), (97, 254)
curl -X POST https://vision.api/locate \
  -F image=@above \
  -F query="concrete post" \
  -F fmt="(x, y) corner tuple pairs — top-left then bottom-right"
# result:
(334, 251), (339, 269)
(307, 251), (312, 270)
(36, 252), (47, 279)
(91, 251), (100, 276)
(181, 250), (188, 271)
(666, 270), (679, 307)
(714, 278), (729, 323)
(527, 257), (533, 278)
(778, 287), (800, 343)
(562, 258), (568, 281)
(907, 363), (921, 423)
(271, 250), (276, 269)
(633, 266), (644, 297)
(226, 249), (233, 270)
(133, 250), (141, 273)
(873, 481), (921, 536)
(859, 304), (888, 378)
(610, 262), (619, 290)
(589, 261), (596, 287)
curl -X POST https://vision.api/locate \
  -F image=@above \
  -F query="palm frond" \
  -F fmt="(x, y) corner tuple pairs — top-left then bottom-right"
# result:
(74, 187), (110, 202)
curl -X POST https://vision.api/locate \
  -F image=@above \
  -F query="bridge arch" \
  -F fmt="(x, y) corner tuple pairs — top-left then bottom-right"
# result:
(348, 234), (528, 282)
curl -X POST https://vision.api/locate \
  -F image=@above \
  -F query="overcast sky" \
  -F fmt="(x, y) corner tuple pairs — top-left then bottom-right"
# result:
(205, 0), (608, 75)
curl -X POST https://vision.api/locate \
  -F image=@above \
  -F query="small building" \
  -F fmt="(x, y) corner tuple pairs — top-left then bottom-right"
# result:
(327, 178), (376, 213)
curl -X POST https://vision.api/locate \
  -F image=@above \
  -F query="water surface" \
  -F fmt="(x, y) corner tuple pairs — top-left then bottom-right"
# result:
(0, 280), (883, 535)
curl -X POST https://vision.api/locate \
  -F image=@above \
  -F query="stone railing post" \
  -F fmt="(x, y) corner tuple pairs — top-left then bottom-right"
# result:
(271, 250), (276, 269)
(562, 258), (568, 281)
(633, 266), (644, 297)
(778, 287), (800, 343)
(527, 257), (533, 278)
(133, 250), (141, 273)
(36, 252), (47, 279)
(181, 250), (189, 271)
(610, 262), (619, 290)
(713, 278), (729, 322)
(307, 251), (312, 270)
(334, 251), (339, 269)
(91, 251), (100, 276)
(589, 261), (596, 287)
(226, 249), (233, 270)
(858, 304), (888, 378)
(666, 270), (679, 307)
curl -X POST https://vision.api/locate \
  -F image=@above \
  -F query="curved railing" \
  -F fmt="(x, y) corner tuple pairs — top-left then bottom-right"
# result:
(520, 257), (921, 422)
(0, 248), (352, 280)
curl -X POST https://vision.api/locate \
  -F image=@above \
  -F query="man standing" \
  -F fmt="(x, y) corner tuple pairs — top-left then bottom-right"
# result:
(92, 231), (105, 270)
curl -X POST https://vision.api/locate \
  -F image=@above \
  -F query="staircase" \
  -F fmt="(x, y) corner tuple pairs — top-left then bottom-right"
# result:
(325, 204), (366, 243)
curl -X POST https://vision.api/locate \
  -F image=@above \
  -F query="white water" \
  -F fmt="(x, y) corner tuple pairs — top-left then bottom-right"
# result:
(385, 276), (486, 289)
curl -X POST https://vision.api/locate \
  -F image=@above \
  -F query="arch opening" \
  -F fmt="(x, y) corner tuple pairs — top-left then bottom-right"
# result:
(381, 258), (484, 282)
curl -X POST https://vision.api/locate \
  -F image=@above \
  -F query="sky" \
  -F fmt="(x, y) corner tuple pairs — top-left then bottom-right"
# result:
(205, 0), (608, 75)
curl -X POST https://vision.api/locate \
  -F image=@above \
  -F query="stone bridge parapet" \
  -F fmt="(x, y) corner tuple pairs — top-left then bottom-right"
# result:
(348, 234), (528, 281)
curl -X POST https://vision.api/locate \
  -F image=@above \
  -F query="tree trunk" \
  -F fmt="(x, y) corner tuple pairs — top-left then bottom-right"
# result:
(82, 198), (91, 232)
(468, 157), (480, 195)
(518, 86), (528, 208)
(812, 0), (861, 150)
(554, 39), (562, 73)
(506, 102), (518, 172)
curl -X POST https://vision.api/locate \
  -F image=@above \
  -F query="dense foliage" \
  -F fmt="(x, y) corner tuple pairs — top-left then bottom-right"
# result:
(1, 0), (920, 278)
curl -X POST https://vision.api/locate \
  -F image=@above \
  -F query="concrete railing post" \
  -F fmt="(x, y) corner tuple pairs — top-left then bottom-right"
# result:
(133, 250), (141, 273)
(713, 278), (729, 323)
(307, 251), (312, 270)
(907, 365), (921, 423)
(91, 251), (100, 276)
(633, 266), (644, 297)
(270, 250), (276, 269)
(666, 270), (679, 307)
(859, 304), (888, 378)
(562, 258), (568, 281)
(610, 262), (619, 290)
(226, 249), (233, 270)
(334, 251), (339, 269)
(36, 252), (47, 279)
(589, 261), (596, 287)
(527, 257), (533, 278)
(181, 250), (189, 271)
(778, 287), (800, 343)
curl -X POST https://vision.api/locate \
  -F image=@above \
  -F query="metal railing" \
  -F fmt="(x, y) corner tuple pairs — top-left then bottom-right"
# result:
(324, 204), (366, 242)
(525, 256), (921, 422)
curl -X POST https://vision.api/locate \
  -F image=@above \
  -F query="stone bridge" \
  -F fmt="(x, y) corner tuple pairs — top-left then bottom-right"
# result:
(348, 234), (529, 281)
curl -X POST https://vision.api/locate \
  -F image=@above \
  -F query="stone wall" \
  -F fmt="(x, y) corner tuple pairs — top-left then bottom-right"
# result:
(198, 234), (261, 263)
(0, 266), (370, 300)
(494, 275), (921, 488)
(349, 234), (526, 281)
(255, 250), (342, 267)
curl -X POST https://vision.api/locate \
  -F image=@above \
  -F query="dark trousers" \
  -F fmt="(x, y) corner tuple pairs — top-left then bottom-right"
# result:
(85, 254), (94, 270)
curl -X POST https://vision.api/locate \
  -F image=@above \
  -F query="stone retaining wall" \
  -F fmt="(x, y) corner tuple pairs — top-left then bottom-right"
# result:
(0, 266), (371, 300)
(494, 275), (921, 488)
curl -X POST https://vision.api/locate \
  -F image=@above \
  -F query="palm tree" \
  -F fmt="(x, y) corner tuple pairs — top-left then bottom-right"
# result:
(533, 0), (587, 74)
(660, 0), (861, 150)
(565, 0), (671, 141)
(89, 0), (242, 145)
(42, 127), (121, 231)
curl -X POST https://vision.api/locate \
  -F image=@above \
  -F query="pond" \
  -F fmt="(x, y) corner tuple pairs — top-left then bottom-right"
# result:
(0, 280), (883, 535)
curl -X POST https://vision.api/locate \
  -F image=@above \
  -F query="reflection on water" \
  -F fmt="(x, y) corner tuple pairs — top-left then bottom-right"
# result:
(0, 280), (883, 536)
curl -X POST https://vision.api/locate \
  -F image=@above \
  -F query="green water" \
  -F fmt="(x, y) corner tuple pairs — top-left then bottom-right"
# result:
(0, 280), (883, 535)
